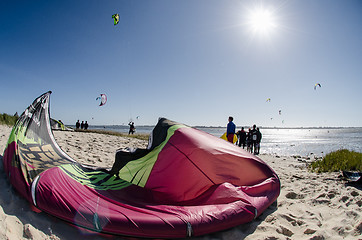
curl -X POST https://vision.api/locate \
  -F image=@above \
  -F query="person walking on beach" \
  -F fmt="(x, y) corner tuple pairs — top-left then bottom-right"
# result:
(226, 116), (236, 143)
(81, 121), (85, 130)
(84, 121), (89, 130)
(76, 120), (80, 129)
(128, 121), (135, 134)
(255, 127), (262, 155)
(236, 127), (247, 148)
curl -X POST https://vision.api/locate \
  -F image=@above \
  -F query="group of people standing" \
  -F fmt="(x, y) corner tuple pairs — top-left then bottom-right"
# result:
(75, 120), (89, 130)
(227, 116), (262, 155)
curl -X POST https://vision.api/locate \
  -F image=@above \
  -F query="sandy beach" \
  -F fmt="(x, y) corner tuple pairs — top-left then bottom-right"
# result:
(0, 124), (361, 240)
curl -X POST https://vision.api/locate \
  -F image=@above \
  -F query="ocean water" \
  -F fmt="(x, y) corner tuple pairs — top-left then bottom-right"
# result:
(87, 125), (362, 158)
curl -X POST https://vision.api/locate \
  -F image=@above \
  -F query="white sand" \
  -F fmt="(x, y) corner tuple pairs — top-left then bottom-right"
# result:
(0, 124), (361, 240)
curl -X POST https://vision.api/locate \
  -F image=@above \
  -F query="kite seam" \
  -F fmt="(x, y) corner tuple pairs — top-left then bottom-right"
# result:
(168, 142), (215, 185)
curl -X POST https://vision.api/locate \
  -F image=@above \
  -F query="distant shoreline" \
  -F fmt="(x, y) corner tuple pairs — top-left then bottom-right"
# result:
(68, 124), (362, 130)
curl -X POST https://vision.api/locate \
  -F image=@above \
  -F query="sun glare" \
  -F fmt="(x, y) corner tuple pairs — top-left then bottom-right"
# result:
(246, 7), (277, 37)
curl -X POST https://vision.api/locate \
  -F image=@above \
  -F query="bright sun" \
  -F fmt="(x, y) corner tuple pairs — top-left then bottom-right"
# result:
(246, 7), (277, 37)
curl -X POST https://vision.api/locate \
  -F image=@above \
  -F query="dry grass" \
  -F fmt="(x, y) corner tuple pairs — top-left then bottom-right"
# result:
(74, 128), (150, 141)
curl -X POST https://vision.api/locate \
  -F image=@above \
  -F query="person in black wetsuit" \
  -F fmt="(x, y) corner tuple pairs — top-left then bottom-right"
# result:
(128, 121), (135, 134)
(246, 128), (252, 153)
(250, 124), (258, 154)
(236, 127), (247, 148)
(255, 127), (262, 155)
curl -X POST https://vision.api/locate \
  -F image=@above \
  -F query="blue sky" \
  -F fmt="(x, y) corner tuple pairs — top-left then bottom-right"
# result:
(1, 0), (361, 127)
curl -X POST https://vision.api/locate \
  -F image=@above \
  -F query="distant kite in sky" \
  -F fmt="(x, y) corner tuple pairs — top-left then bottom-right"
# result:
(314, 83), (321, 90)
(96, 94), (107, 106)
(112, 13), (119, 25)
(279, 110), (282, 115)
(266, 98), (271, 102)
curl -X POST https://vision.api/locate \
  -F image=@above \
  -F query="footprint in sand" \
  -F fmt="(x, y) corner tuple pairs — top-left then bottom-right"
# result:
(327, 190), (337, 199)
(316, 193), (326, 199)
(346, 210), (359, 220)
(311, 198), (331, 205)
(332, 226), (348, 236)
(309, 235), (325, 240)
(285, 191), (305, 199)
(280, 213), (305, 226)
(340, 196), (349, 202)
(276, 225), (294, 237)
(354, 221), (362, 235)
(285, 192), (297, 199)
(264, 215), (276, 223)
(351, 190), (359, 197)
(304, 228), (317, 234)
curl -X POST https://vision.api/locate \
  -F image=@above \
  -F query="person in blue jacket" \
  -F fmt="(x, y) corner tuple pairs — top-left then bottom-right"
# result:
(227, 116), (236, 143)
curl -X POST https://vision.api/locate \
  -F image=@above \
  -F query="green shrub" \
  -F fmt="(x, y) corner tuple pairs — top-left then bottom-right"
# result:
(309, 149), (362, 173)
(0, 113), (19, 126)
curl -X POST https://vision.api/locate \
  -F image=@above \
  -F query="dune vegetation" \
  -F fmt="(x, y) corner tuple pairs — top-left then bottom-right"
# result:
(309, 149), (362, 173)
(74, 128), (150, 141)
(0, 113), (18, 126)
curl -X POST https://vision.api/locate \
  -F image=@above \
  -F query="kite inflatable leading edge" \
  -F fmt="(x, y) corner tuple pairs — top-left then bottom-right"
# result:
(3, 91), (280, 238)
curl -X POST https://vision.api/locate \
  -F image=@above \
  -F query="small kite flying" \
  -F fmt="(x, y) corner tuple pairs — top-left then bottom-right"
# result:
(266, 98), (271, 102)
(96, 94), (107, 106)
(314, 83), (321, 90)
(112, 13), (119, 25)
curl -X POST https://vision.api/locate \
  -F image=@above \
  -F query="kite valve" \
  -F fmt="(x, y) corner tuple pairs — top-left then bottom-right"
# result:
(186, 222), (193, 237)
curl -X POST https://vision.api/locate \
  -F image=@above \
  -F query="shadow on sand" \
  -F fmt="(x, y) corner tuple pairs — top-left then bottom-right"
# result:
(184, 200), (279, 240)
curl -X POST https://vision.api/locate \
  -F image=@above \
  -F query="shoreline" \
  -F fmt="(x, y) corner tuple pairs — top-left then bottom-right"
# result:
(79, 125), (362, 158)
(72, 124), (362, 130)
(0, 124), (361, 239)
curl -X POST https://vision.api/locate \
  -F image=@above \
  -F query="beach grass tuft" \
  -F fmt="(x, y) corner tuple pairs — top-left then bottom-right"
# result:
(0, 113), (18, 126)
(309, 149), (362, 173)
(75, 128), (150, 141)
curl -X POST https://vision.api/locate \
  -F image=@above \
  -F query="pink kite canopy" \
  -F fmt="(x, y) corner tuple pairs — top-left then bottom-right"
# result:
(96, 93), (107, 106)
(3, 92), (280, 238)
